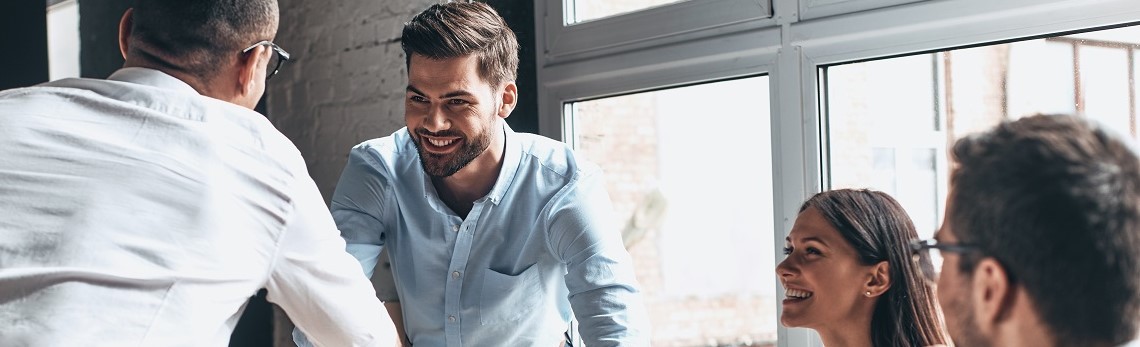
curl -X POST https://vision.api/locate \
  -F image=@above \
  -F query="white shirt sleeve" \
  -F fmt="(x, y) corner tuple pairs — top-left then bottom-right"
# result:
(264, 169), (397, 347)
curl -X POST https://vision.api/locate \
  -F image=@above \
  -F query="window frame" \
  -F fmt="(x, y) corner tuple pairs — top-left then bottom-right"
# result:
(535, 0), (1140, 345)
(542, 0), (773, 65)
(798, 0), (926, 21)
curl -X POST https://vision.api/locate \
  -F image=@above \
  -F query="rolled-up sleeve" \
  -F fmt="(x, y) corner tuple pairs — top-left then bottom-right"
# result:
(332, 145), (396, 279)
(546, 170), (651, 347)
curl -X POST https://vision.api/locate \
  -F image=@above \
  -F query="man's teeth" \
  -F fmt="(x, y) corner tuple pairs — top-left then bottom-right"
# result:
(786, 289), (813, 299)
(428, 138), (456, 147)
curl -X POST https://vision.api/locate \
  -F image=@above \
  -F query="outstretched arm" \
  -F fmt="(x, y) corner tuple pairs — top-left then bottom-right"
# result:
(288, 145), (400, 347)
(266, 168), (397, 347)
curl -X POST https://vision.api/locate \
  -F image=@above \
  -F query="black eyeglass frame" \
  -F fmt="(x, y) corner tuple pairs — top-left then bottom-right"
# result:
(909, 238), (979, 255)
(242, 40), (291, 80)
(909, 238), (982, 282)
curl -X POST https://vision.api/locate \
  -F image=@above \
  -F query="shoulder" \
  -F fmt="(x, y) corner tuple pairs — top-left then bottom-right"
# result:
(341, 127), (419, 177)
(353, 128), (413, 157)
(514, 132), (603, 184)
(0, 79), (114, 112)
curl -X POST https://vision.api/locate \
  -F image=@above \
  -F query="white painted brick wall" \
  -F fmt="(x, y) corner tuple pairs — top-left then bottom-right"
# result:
(267, 0), (438, 203)
(265, 1), (438, 345)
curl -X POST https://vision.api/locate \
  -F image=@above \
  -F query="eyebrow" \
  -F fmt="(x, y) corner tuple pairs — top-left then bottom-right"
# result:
(406, 85), (475, 99)
(785, 236), (828, 247)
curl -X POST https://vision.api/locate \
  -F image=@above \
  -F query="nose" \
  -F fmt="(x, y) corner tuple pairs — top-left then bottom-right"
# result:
(422, 104), (449, 133)
(776, 256), (796, 281)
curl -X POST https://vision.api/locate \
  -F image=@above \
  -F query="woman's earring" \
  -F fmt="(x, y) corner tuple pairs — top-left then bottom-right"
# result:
(865, 291), (872, 297)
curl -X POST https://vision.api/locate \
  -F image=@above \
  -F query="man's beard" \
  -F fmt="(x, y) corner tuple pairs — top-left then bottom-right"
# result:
(412, 127), (493, 178)
(946, 285), (991, 347)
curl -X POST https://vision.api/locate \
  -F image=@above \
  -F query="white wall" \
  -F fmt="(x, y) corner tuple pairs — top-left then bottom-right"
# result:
(266, 0), (437, 203)
(265, 1), (437, 345)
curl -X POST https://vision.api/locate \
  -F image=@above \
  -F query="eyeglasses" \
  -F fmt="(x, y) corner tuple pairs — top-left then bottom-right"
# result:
(242, 40), (291, 80)
(909, 239), (981, 283)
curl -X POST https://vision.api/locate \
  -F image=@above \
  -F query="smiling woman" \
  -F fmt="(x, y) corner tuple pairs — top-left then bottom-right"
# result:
(777, 189), (945, 347)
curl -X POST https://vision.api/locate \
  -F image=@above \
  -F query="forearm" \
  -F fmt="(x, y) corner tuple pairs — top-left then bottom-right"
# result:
(385, 301), (410, 346)
(568, 277), (650, 346)
(270, 228), (393, 346)
(273, 169), (396, 346)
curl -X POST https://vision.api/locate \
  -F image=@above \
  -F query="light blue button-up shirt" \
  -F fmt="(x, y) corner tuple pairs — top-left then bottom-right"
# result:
(327, 124), (649, 346)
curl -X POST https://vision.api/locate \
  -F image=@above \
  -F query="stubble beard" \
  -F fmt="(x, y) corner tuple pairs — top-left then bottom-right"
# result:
(412, 127), (493, 178)
(946, 285), (991, 347)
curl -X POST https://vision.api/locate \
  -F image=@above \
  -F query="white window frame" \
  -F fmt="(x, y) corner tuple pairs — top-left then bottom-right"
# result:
(798, 0), (926, 21)
(543, 0), (773, 65)
(535, 0), (1140, 345)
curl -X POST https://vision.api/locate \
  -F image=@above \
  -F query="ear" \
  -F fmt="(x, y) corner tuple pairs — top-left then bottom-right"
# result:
(117, 8), (135, 59)
(236, 45), (264, 97)
(497, 82), (517, 119)
(971, 258), (1014, 334)
(864, 260), (891, 297)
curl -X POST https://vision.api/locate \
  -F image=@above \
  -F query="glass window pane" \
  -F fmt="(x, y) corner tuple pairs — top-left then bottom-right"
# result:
(568, 76), (776, 347)
(565, 0), (689, 24)
(47, 0), (80, 80)
(825, 54), (941, 232)
(870, 147), (897, 194)
(1081, 45), (1131, 132)
(1007, 40), (1076, 119)
(823, 24), (1140, 239)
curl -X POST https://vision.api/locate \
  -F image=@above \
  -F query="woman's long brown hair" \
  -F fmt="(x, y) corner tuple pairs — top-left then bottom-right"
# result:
(801, 189), (947, 347)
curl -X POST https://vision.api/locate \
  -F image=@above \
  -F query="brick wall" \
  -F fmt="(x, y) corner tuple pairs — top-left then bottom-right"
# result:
(266, 0), (434, 204)
(266, 1), (437, 345)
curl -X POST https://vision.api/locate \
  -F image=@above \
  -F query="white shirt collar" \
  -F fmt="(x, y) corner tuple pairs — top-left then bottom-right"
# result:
(107, 67), (201, 95)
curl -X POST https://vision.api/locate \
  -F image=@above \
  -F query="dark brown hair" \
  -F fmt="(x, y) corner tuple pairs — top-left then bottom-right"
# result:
(949, 114), (1140, 345)
(401, 1), (519, 87)
(801, 189), (946, 347)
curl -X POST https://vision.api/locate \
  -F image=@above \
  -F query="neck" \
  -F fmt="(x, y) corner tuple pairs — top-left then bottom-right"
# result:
(991, 290), (1077, 347)
(123, 57), (236, 106)
(124, 56), (202, 90)
(992, 320), (1062, 347)
(816, 303), (875, 347)
(432, 125), (506, 217)
(817, 325), (873, 347)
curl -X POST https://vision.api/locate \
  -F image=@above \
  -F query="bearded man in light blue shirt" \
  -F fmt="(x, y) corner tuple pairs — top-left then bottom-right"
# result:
(296, 2), (650, 347)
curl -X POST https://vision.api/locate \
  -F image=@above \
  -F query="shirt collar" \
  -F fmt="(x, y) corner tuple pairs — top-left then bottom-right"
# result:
(418, 121), (521, 207)
(1120, 340), (1140, 347)
(486, 122), (521, 205)
(107, 67), (201, 96)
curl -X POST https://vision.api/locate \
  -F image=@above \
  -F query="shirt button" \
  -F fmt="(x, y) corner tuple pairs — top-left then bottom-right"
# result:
(452, 271), (461, 279)
(448, 315), (456, 323)
(452, 225), (459, 232)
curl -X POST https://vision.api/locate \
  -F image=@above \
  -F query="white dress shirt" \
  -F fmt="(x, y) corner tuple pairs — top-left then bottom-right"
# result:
(0, 68), (394, 346)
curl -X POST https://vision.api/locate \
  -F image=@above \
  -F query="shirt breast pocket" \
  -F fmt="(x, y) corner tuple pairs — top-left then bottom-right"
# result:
(479, 263), (545, 325)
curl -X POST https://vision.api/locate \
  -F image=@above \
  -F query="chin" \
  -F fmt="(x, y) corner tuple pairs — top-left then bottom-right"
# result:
(780, 314), (808, 328)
